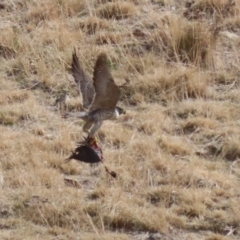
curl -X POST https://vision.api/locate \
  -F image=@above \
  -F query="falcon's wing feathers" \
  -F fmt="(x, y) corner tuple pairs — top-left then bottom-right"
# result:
(72, 50), (95, 109)
(90, 53), (120, 111)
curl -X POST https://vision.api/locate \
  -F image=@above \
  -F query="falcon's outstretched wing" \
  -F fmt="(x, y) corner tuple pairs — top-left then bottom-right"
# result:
(72, 50), (95, 109)
(89, 53), (120, 111)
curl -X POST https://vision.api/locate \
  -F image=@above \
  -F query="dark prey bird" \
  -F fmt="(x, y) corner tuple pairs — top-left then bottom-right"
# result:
(65, 136), (117, 178)
(65, 145), (102, 164)
(64, 50), (125, 137)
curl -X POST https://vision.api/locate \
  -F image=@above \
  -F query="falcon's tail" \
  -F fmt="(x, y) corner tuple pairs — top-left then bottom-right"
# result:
(63, 111), (88, 119)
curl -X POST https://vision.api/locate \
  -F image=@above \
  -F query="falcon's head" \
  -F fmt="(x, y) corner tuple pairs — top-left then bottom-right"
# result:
(116, 106), (126, 115)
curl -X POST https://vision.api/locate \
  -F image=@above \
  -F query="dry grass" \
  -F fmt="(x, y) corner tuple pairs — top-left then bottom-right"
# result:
(1, 0), (240, 239)
(98, 2), (137, 20)
(147, 14), (217, 67)
(184, 0), (238, 21)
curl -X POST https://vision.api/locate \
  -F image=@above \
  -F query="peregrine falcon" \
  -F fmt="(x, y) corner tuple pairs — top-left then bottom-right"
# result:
(64, 50), (125, 137)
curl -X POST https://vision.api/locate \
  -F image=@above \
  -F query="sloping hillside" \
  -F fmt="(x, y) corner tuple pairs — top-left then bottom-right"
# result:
(0, 0), (240, 239)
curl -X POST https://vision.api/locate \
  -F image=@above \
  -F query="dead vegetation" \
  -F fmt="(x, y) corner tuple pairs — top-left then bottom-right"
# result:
(98, 2), (137, 20)
(184, 0), (237, 20)
(0, 0), (240, 239)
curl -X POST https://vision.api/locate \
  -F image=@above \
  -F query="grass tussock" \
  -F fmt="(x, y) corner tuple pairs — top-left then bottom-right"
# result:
(151, 14), (217, 67)
(129, 66), (211, 103)
(184, 0), (237, 20)
(0, 45), (16, 59)
(1, 0), (240, 239)
(98, 2), (137, 20)
(95, 31), (128, 45)
(25, 0), (87, 24)
(78, 17), (110, 34)
(223, 15), (240, 31)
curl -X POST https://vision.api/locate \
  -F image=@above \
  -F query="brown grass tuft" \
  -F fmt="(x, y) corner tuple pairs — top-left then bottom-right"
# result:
(25, 0), (87, 24)
(79, 17), (110, 34)
(131, 66), (211, 103)
(158, 136), (192, 156)
(184, 0), (237, 21)
(98, 2), (137, 20)
(95, 32), (128, 45)
(0, 45), (16, 59)
(151, 14), (217, 67)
